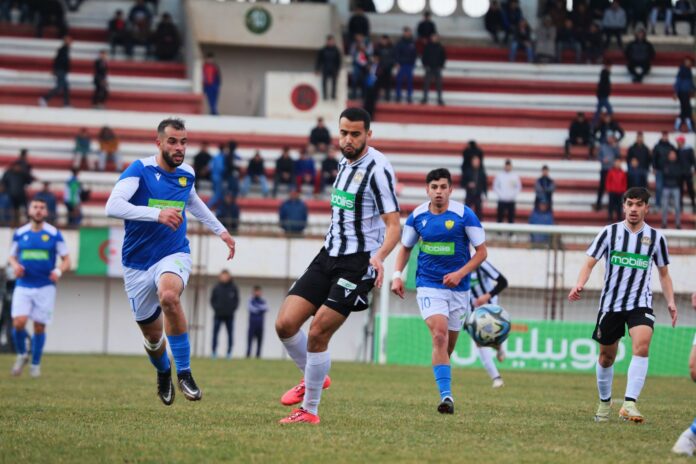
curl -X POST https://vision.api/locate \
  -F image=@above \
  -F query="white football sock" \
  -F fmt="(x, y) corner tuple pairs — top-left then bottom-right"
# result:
(280, 331), (308, 373)
(625, 355), (649, 401)
(477, 346), (500, 380)
(596, 361), (614, 401)
(302, 350), (331, 415)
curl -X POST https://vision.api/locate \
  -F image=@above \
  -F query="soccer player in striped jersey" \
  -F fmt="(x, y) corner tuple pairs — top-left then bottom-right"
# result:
(276, 108), (401, 424)
(568, 187), (677, 423)
(469, 259), (508, 388)
(672, 292), (696, 456)
(392, 168), (487, 414)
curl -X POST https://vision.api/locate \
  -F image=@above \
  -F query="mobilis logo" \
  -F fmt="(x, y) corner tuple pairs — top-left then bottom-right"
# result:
(610, 251), (649, 270)
(331, 189), (355, 211)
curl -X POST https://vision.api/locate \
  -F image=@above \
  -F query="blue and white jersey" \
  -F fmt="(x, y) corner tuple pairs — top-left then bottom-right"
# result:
(115, 156), (195, 270)
(10, 222), (68, 288)
(402, 200), (485, 291)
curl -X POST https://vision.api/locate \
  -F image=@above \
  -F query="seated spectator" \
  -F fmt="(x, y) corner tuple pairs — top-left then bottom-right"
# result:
(673, 0), (695, 35)
(273, 147), (295, 197)
(64, 168), (85, 226)
(571, 2), (592, 36)
(152, 13), (180, 61)
(627, 131), (651, 185)
(650, 0), (674, 35)
(462, 155), (487, 219)
(556, 18), (582, 63)
(535, 17), (557, 63)
(279, 190), (308, 235)
(529, 201), (554, 244)
(547, 0), (567, 29)
(216, 192), (240, 234)
(624, 29), (654, 83)
(33, 181), (57, 224)
(565, 112), (591, 158)
(72, 127), (91, 169)
(294, 148), (316, 194)
(593, 113), (625, 146)
(97, 126), (122, 171)
(128, 0), (153, 54)
(309, 117), (331, 153)
(319, 147), (339, 194)
(108, 10), (133, 58)
(193, 142), (212, 184)
(627, 157), (648, 188)
(509, 19), (534, 63)
(240, 150), (269, 197)
(484, 1), (505, 43)
(0, 184), (11, 226)
(502, 0), (524, 43)
(35, 0), (67, 38)
(583, 22), (604, 64)
(602, 1), (627, 48)
(605, 158), (627, 222)
(535, 165), (555, 210)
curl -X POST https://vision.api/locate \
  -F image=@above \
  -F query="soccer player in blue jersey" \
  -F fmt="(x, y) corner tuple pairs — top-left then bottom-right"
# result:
(106, 118), (236, 405)
(391, 168), (487, 414)
(672, 292), (696, 456)
(9, 197), (71, 378)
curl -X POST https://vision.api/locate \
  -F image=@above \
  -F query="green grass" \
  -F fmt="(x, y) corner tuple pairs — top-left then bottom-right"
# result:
(0, 354), (693, 463)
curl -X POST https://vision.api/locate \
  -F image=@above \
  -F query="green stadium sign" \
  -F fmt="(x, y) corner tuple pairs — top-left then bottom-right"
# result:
(245, 7), (272, 35)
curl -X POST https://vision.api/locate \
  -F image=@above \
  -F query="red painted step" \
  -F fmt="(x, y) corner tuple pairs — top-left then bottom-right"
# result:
(0, 23), (108, 42)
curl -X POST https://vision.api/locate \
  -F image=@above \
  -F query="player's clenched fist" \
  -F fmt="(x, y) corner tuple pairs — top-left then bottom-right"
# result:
(568, 285), (583, 301)
(158, 207), (183, 231)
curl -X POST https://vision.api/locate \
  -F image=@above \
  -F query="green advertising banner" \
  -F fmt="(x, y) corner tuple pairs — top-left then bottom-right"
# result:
(375, 316), (693, 377)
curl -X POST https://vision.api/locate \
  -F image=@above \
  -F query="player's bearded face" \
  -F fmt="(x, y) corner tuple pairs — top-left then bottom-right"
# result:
(339, 118), (371, 160)
(28, 202), (47, 223)
(162, 148), (184, 168)
(158, 129), (187, 168)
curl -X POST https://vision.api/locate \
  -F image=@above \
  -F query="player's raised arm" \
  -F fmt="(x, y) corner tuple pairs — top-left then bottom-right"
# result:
(568, 256), (599, 301)
(186, 186), (236, 260)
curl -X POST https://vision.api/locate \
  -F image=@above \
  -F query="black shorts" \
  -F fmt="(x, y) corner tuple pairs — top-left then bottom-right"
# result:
(592, 308), (655, 345)
(287, 248), (376, 317)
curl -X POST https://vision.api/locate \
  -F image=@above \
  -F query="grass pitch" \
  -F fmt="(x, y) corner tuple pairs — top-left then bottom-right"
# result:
(0, 354), (693, 463)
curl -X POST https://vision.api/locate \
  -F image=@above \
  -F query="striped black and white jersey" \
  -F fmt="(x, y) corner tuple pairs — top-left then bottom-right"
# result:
(470, 260), (503, 305)
(324, 146), (399, 257)
(587, 221), (669, 312)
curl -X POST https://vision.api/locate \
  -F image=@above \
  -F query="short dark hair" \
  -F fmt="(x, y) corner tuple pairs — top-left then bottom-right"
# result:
(426, 168), (452, 185)
(339, 107), (371, 130)
(622, 187), (651, 204)
(157, 118), (186, 135)
(30, 196), (47, 205)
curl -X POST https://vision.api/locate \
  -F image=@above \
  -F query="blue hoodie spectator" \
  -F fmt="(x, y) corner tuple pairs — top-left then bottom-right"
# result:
(279, 191), (308, 234)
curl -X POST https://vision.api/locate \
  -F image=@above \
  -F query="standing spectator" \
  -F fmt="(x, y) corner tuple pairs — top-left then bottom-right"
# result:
(627, 131), (651, 188)
(624, 29), (655, 83)
(97, 126), (122, 171)
(605, 158), (627, 222)
(547, 0), (567, 29)
(72, 127), (91, 170)
(594, 135), (620, 210)
(509, 19), (534, 63)
(246, 286), (268, 359)
(347, 7), (369, 49)
(92, 50), (108, 108)
(0, 184), (11, 226)
(152, 13), (180, 61)
(193, 141), (213, 185)
(1, 163), (28, 225)
(374, 35), (395, 101)
(662, 150), (683, 228)
(502, 0), (524, 43)
(63, 168), (84, 226)
(108, 10), (133, 57)
(652, 131), (676, 208)
(485, 0), (505, 43)
(583, 22), (605, 64)
(593, 112), (625, 146)
(535, 16), (557, 63)
(35, 0), (67, 38)
(39, 36), (71, 108)
(363, 57), (379, 119)
(462, 155), (487, 219)
(216, 192), (240, 234)
(16, 148), (34, 182)
(593, 61), (612, 124)
(628, 157), (648, 188)
(416, 11), (437, 50)
(315, 35), (341, 101)
(294, 148), (316, 194)
(556, 18), (582, 63)
(272, 147), (295, 198)
(420, 33), (446, 106)
(676, 135), (696, 212)
(240, 150), (269, 197)
(572, 2), (593, 34)
(462, 140), (484, 172)
(394, 27), (417, 104)
(493, 159), (522, 223)
(202, 52), (221, 115)
(208, 141), (241, 209)
(534, 165), (555, 210)
(33, 182), (57, 224)
(650, 0), (674, 35)
(626, 0), (651, 31)
(602, 1), (627, 48)
(279, 190), (308, 234)
(673, 0), (695, 35)
(309, 117), (331, 153)
(209, 270), (239, 360)
(565, 112), (591, 158)
(349, 35), (370, 100)
(674, 57), (695, 132)
(225, 141), (241, 199)
(319, 146), (339, 194)
(529, 201), (554, 244)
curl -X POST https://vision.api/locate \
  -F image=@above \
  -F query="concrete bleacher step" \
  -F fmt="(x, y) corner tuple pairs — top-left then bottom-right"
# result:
(0, 55), (186, 78)
(0, 23), (107, 42)
(65, 0), (183, 29)
(0, 36), (154, 61)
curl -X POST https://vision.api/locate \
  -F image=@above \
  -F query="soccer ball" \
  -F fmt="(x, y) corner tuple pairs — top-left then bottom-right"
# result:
(464, 304), (511, 347)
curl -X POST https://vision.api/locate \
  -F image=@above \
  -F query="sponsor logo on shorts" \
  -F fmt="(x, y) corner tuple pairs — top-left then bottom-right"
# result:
(445, 220), (455, 230)
(20, 249), (49, 261)
(609, 251), (649, 270)
(331, 189), (355, 211)
(421, 241), (455, 256)
(337, 278), (357, 290)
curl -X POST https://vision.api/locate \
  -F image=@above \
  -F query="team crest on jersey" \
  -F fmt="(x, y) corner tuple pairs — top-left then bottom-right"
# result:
(641, 236), (652, 245)
(41, 234), (49, 242)
(178, 176), (187, 187)
(445, 220), (455, 230)
(352, 171), (364, 184)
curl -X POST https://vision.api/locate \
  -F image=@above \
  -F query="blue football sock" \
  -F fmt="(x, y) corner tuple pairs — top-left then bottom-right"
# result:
(433, 364), (452, 400)
(167, 332), (191, 374)
(31, 333), (46, 365)
(690, 417), (696, 435)
(11, 328), (28, 355)
(148, 351), (171, 373)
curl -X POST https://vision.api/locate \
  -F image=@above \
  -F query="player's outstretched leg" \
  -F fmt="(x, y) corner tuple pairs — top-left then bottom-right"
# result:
(673, 418), (696, 456)
(477, 345), (503, 388)
(10, 320), (29, 376)
(29, 323), (47, 378)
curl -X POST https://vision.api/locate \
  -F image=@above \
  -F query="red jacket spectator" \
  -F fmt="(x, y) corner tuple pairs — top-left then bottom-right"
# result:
(605, 166), (627, 194)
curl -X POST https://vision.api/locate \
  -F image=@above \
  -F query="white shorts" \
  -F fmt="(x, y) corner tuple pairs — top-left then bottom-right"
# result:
(123, 252), (192, 323)
(416, 287), (470, 332)
(11, 285), (57, 325)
